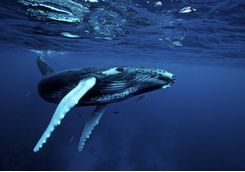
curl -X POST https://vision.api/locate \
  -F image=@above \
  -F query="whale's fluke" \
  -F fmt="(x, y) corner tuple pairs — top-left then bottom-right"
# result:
(37, 56), (54, 76)
(33, 76), (96, 152)
(78, 104), (107, 152)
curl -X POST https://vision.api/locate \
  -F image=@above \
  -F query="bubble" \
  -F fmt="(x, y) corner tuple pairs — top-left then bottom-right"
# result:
(154, 1), (163, 7)
(89, 8), (126, 38)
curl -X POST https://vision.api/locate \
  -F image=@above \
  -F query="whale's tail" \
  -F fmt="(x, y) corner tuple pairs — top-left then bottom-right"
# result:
(36, 56), (54, 76)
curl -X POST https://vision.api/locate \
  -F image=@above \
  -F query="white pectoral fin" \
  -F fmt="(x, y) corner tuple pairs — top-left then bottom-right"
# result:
(78, 104), (107, 152)
(33, 76), (96, 152)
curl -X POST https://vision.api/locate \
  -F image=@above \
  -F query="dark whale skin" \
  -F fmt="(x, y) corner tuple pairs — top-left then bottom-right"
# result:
(38, 66), (175, 106)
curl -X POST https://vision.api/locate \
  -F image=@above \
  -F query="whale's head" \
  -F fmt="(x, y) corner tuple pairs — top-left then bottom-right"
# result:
(106, 67), (176, 92)
(83, 66), (176, 104)
(121, 67), (176, 87)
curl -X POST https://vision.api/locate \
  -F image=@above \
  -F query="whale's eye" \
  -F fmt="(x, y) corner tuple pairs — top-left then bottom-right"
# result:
(116, 67), (124, 72)
(151, 75), (156, 78)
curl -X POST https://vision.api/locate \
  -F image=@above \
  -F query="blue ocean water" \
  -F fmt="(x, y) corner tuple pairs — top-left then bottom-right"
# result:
(0, 0), (245, 170)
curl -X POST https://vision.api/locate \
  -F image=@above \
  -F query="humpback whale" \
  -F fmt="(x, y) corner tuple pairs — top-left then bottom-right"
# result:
(34, 57), (176, 152)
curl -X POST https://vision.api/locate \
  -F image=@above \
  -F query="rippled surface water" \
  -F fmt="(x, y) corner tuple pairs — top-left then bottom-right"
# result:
(1, 0), (245, 63)
(0, 0), (245, 170)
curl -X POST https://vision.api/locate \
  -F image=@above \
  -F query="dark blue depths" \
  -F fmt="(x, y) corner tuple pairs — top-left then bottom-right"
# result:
(0, 50), (245, 170)
(0, 0), (245, 170)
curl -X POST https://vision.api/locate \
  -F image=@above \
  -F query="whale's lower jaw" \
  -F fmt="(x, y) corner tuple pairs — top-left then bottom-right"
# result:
(39, 83), (166, 106)
(78, 83), (170, 105)
(79, 87), (139, 105)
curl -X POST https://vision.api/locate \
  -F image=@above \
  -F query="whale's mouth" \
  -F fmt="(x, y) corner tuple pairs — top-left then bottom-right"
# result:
(159, 71), (176, 89)
(157, 70), (176, 85)
(161, 71), (176, 82)
(162, 80), (175, 89)
(172, 75), (176, 81)
(170, 75), (176, 83)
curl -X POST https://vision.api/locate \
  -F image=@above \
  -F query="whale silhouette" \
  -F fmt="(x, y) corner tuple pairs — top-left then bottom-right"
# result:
(34, 57), (176, 152)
